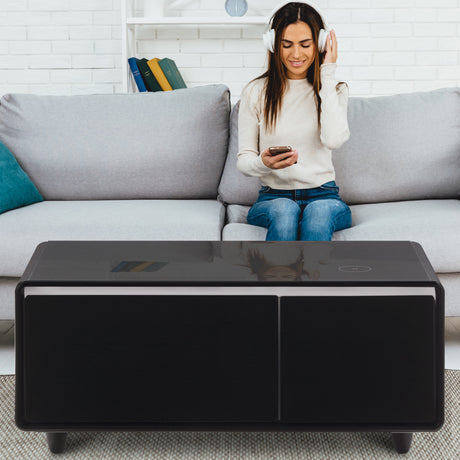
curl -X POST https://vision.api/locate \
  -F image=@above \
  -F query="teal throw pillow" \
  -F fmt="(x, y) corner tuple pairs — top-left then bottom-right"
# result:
(0, 140), (43, 214)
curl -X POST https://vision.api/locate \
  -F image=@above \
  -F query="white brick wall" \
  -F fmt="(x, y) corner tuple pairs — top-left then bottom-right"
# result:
(0, 0), (459, 100)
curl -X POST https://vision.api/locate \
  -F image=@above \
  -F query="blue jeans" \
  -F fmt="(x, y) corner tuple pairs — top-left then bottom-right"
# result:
(247, 181), (352, 241)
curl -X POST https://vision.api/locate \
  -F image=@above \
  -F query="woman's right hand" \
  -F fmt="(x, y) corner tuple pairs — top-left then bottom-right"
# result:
(260, 148), (298, 169)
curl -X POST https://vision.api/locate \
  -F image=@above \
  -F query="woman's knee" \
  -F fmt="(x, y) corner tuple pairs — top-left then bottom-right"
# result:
(305, 199), (346, 219)
(248, 198), (301, 240)
(265, 199), (301, 240)
(303, 199), (351, 231)
(266, 198), (301, 222)
(249, 198), (300, 221)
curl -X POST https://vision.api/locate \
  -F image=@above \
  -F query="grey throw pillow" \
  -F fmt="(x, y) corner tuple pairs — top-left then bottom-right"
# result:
(218, 101), (261, 206)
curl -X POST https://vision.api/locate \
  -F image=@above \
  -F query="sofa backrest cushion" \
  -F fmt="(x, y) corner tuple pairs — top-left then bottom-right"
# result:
(218, 87), (460, 206)
(0, 85), (230, 200)
(218, 101), (260, 205)
(333, 87), (460, 204)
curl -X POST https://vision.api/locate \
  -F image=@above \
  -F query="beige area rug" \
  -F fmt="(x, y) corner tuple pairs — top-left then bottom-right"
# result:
(0, 371), (458, 460)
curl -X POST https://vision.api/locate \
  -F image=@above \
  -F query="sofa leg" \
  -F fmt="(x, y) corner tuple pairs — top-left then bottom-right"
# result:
(46, 432), (67, 453)
(391, 432), (413, 454)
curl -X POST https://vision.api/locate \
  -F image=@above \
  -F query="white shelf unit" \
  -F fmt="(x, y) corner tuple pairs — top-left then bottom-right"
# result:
(121, 0), (267, 92)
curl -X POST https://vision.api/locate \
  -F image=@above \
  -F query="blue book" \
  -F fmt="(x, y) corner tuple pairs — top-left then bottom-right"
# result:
(128, 57), (147, 92)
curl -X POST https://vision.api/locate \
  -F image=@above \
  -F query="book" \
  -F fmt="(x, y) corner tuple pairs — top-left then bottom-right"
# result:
(127, 57), (147, 92)
(136, 58), (162, 92)
(147, 58), (173, 91)
(158, 58), (187, 90)
(111, 260), (168, 273)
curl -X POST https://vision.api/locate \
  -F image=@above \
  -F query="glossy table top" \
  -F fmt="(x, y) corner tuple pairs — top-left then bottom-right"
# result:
(20, 241), (437, 284)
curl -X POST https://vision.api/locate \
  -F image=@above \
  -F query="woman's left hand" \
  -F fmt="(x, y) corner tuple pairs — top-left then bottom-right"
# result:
(323, 29), (337, 64)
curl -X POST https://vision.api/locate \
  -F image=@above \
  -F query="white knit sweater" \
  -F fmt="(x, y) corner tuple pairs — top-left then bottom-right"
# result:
(237, 63), (350, 190)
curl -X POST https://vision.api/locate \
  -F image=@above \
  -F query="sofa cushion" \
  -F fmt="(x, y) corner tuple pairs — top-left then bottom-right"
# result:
(226, 203), (252, 225)
(0, 85), (230, 200)
(223, 222), (267, 241)
(222, 199), (460, 273)
(333, 199), (460, 272)
(0, 277), (20, 320)
(218, 87), (460, 206)
(333, 87), (460, 205)
(0, 200), (225, 277)
(438, 274), (460, 316)
(0, 140), (43, 214)
(218, 101), (260, 205)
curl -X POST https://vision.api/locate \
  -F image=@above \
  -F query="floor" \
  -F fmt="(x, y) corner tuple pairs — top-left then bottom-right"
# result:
(1, 318), (460, 375)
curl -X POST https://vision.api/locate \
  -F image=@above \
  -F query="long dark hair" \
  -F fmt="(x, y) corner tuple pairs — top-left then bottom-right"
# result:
(254, 2), (325, 132)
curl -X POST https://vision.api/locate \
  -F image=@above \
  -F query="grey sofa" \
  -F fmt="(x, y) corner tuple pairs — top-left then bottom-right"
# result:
(0, 84), (459, 319)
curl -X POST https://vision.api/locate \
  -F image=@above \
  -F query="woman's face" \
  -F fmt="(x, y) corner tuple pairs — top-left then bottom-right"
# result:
(262, 265), (300, 281)
(280, 21), (316, 80)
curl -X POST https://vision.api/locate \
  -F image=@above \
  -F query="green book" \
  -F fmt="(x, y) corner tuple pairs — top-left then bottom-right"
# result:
(158, 58), (187, 90)
(136, 58), (162, 92)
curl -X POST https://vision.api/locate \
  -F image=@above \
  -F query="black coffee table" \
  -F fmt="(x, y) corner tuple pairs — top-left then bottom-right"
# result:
(15, 241), (444, 454)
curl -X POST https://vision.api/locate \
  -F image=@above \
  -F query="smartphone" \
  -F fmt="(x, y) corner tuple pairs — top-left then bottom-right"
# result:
(269, 146), (292, 156)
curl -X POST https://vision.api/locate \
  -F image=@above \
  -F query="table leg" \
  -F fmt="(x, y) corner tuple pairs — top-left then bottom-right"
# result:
(391, 432), (413, 454)
(46, 432), (67, 453)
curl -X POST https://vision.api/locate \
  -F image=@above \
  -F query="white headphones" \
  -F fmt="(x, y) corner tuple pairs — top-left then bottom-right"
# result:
(262, 1), (330, 54)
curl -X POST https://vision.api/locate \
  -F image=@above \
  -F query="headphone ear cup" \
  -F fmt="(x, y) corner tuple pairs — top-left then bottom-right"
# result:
(263, 28), (276, 53)
(318, 29), (328, 53)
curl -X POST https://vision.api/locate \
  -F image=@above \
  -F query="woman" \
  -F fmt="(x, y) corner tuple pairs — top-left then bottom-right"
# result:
(237, 1), (352, 241)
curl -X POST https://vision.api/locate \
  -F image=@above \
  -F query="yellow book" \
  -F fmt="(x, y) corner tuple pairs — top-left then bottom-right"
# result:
(147, 58), (173, 91)
(131, 261), (155, 272)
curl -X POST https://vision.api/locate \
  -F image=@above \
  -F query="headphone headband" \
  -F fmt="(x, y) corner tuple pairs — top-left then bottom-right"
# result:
(263, 1), (330, 54)
(267, 1), (329, 30)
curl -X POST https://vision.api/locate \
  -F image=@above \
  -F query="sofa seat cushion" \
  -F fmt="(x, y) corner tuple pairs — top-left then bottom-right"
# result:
(0, 200), (225, 277)
(0, 277), (19, 320)
(222, 199), (460, 273)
